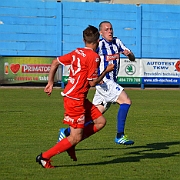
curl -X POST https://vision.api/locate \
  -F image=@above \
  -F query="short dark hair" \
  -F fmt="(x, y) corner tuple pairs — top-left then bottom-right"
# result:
(99, 21), (111, 31)
(83, 25), (100, 44)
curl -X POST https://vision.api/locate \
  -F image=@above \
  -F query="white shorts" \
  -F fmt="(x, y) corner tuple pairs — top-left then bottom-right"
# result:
(92, 79), (124, 111)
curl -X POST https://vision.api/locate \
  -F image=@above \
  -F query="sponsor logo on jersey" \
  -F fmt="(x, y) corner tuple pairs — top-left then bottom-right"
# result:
(106, 53), (119, 61)
(75, 49), (86, 57)
(64, 116), (74, 123)
(77, 115), (85, 124)
(95, 58), (100, 62)
(68, 77), (75, 84)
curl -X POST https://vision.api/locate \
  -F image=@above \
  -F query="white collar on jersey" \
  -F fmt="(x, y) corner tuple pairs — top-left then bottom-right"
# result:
(84, 47), (94, 51)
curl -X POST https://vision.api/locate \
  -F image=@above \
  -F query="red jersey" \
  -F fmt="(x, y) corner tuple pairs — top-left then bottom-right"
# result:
(57, 47), (100, 100)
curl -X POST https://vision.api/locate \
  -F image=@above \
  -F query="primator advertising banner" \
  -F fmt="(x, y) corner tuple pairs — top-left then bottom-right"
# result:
(0, 57), (55, 84)
(142, 59), (180, 85)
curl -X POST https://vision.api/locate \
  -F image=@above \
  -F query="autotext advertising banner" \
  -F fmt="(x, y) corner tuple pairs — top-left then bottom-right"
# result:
(142, 59), (180, 85)
(0, 57), (55, 84)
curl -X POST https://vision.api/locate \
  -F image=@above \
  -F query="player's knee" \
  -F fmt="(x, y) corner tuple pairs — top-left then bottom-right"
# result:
(98, 116), (106, 129)
(93, 116), (106, 130)
(127, 98), (132, 105)
(75, 136), (82, 144)
(100, 118), (106, 128)
(117, 94), (132, 105)
(102, 117), (106, 127)
(68, 134), (82, 145)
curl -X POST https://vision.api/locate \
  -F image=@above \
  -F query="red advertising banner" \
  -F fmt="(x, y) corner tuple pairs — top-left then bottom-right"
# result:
(0, 57), (55, 84)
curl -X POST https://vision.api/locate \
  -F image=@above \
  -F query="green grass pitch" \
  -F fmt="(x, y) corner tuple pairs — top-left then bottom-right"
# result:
(0, 87), (179, 180)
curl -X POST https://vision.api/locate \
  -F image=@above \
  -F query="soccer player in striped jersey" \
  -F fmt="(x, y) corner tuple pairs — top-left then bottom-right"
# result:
(93, 21), (135, 145)
(58, 21), (135, 146)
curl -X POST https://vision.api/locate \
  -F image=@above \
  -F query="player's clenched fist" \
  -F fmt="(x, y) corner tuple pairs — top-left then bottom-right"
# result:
(105, 64), (114, 72)
(44, 84), (53, 96)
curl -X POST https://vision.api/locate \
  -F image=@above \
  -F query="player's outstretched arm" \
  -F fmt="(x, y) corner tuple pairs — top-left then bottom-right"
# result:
(123, 49), (135, 61)
(89, 64), (114, 87)
(44, 59), (60, 96)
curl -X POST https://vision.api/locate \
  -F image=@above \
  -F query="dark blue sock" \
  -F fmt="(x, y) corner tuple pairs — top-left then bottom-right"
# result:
(65, 128), (70, 136)
(117, 104), (130, 138)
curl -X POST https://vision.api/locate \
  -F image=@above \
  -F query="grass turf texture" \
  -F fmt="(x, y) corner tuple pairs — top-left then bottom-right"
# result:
(0, 88), (179, 180)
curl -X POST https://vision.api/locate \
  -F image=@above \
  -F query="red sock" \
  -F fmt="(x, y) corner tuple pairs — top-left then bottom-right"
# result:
(42, 138), (72, 159)
(82, 123), (99, 140)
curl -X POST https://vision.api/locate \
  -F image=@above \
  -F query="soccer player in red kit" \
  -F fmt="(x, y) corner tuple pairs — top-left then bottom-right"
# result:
(36, 25), (114, 168)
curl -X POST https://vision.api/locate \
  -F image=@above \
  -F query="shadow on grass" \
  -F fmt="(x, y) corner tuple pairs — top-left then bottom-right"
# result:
(55, 141), (180, 167)
(125, 141), (180, 151)
(0, 110), (24, 113)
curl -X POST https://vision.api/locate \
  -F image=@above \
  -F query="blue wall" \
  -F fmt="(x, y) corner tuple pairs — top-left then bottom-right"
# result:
(0, 0), (62, 56)
(0, 0), (180, 59)
(142, 4), (180, 59)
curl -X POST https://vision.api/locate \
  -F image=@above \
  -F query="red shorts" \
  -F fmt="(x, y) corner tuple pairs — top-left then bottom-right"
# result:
(63, 97), (102, 128)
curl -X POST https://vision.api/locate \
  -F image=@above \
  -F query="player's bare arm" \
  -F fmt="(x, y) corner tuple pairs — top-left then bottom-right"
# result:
(44, 59), (60, 96)
(89, 64), (114, 87)
(123, 49), (135, 61)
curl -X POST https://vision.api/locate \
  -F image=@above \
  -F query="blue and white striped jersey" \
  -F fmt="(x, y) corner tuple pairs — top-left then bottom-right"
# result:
(96, 37), (130, 82)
